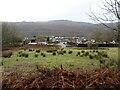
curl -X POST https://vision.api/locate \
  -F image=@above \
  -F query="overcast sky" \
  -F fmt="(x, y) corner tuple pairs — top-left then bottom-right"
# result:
(0, 0), (102, 23)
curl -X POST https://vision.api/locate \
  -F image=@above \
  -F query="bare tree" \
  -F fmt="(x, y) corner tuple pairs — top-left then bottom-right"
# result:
(89, 0), (120, 68)
(89, 0), (119, 29)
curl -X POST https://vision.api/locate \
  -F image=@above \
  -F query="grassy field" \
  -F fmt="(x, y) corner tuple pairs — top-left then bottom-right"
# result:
(2, 47), (118, 71)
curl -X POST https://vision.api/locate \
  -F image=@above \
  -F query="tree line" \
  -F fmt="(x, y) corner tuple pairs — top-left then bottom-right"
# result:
(2, 22), (22, 50)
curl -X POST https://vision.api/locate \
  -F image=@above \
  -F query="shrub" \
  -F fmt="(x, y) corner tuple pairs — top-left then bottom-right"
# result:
(16, 59), (18, 61)
(61, 48), (64, 51)
(41, 53), (44, 56)
(91, 63), (94, 66)
(96, 50), (99, 53)
(77, 52), (80, 55)
(68, 51), (72, 54)
(99, 59), (105, 65)
(87, 42), (93, 49)
(93, 53), (97, 58)
(36, 50), (40, 53)
(63, 50), (66, 54)
(93, 50), (95, 52)
(43, 54), (46, 57)
(89, 55), (93, 59)
(69, 64), (74, 67)
(2, 51), (12, 58)
(18, 51), (23, 54)
(76, 52), (80, 56)
(97, 51), (108, 58)
(108, 59), (116, 67)
(80, 54), (83, 57)
(35, 54), (38, 57)
(102, 53), (108, 58)
(84, 52), (89, 56)
(47, 49), (57, 53)
(96, 55), (102, 60)
(0, 61), (3, 66)
(53, 52), (56, 56)
(61, 52), (64, 55)
(41, 53), (46, 57)
(19, 52), (29, 58)
(57, 51), (64, 55)
(29, 49), (33, 51)
(24, 53), (29, 58)
(47, 50), (53, 53)
(97, 52), (102, 56)
(81, 50), (85, 53)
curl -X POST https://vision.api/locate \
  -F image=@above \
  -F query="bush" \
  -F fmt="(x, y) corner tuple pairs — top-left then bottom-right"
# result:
(16, 59), (18, 61)
(97, 52), (102, 56)
(24, 53), (29, 58)
(18, 52), (29, 58)
(93, 50), (95, 52)
(0, 61), (3, 66)
(57, 51), (64, 55)
(91, 63), (94, 66)
(63, 50), (66, 54)
(97, 51), (108, 58)
(69, 64), (74, 67)
(36, 50), (40, 53)
(77, 52), (80, 55)
(2, 66), (120, 89)
(41, 53), (46, 57)
(47, 50), (52, 53)
(18, 51), (23, 54)
(29, 49), (35, 51)
(96, 54), (102, 60)
(2, 51), (12, 58)
(89, 55), (93, 59)
(81, 50), (85, 53)
(76, 52), (80, 56)
(43, 54), (46, 57)
(87, 43), (93, 49)
(107, 59), (116, 67)
(84, 52), (89, 56)
(99, 59), (105, 65)
(41, 53), (44, 56)
(61, 48), (64, 51)
(68, 51), (72, 54)
(29, 49), (33, 51)
(53, 52), (56, 56)
(102, 53), (108, 58)
(80, 54), (84, 57)
(35, 54), (38, 57)
(96, 50), (99, 53)
(47, 49), (57, 53)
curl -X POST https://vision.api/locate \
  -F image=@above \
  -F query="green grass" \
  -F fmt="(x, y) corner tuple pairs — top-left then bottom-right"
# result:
(107, 48), (118, 60)
(2, 47), (118, 70)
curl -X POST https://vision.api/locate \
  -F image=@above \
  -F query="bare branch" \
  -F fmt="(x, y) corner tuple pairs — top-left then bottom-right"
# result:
(89, 9), (117, 31)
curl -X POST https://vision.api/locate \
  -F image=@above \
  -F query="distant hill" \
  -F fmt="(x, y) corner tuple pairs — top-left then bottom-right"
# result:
(5, 20), (117, 37)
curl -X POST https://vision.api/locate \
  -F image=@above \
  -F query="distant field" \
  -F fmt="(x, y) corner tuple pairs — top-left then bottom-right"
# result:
(2, 47), (118, 72)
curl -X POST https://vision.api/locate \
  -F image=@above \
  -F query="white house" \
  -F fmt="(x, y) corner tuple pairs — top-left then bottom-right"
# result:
(110, 40), (116, 44)
(28, 42), (37, 45)
(37, 42), (48, 45)
(57, 42), (67, 48)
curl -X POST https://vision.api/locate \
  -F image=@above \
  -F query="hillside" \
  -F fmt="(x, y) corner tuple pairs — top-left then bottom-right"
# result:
(5, 20), (116, 37)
